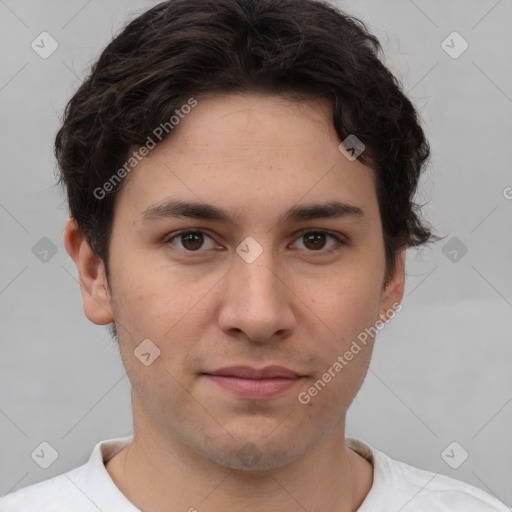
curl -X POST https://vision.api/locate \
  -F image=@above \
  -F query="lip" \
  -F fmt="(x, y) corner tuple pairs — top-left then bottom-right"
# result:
(205, 365), (302, 379)
(202, 365), (303, 399)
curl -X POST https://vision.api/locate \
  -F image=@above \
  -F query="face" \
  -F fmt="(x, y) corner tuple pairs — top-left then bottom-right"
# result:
(69, 92), (404, 471)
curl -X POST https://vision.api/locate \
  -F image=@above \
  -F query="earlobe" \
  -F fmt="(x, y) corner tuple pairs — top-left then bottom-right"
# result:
(379, 249), (406, 323)
(63, 218), (114, 326)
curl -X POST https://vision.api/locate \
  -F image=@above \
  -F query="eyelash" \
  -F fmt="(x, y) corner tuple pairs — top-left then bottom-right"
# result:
(162, 229), (347, 255)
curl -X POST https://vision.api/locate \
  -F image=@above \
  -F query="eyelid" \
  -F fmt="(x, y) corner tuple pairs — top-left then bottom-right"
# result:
(162, 229), (218, 251)
(163, 228), (348, 253)
(291, 228), (348, 253)
(294, 228), (348, 243)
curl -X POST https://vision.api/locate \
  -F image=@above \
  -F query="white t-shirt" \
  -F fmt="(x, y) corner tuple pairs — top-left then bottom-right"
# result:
(0, 436), (508, 511)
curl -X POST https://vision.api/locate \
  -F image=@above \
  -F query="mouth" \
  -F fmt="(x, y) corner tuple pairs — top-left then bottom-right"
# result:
(201, 365), (304, 399)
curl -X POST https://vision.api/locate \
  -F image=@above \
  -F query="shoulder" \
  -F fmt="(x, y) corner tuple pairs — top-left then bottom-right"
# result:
(0, 436), (134, 512)
(400, 467), (509, 511)
(347, 437), (509, 511)
(0, 465), (91, 512)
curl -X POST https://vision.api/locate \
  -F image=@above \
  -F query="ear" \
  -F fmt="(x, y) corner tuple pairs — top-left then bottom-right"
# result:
(63, 217), (114, 325)
(378, 248), (406, 323)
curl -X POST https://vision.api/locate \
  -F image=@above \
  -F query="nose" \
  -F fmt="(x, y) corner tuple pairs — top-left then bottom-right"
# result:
(217, 249), (296, 343)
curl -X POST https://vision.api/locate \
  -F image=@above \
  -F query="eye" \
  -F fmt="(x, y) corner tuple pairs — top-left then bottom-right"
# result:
(164, 230), (218, 252)
(290, 230), (346, 253)
(163, 229), (347, 254)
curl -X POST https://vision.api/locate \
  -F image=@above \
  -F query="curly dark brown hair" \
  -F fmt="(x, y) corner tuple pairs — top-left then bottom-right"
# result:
(55, 0), (437, 283)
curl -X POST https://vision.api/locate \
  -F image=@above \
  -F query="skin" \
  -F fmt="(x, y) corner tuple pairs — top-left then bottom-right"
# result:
(64, 92), (405, 512)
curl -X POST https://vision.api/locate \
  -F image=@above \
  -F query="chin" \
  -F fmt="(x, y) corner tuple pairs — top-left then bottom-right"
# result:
(195, 431), (312, 472)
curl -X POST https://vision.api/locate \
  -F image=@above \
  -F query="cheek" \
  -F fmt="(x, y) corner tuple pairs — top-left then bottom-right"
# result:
(296, 261), (383, 397)
(108, 265), (217, 400)
(306, 266), (383, 339)
(110, 261), (202, 335)
(294, 346), (371, 438)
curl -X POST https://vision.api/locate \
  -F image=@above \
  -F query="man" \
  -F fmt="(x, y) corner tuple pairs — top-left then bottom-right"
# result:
(1, 0), (508, 510)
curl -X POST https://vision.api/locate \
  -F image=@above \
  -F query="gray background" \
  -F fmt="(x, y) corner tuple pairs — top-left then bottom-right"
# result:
(1, 0), (511, 507)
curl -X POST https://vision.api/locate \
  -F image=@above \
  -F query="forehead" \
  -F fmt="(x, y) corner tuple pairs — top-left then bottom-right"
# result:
(172, 92), (338, 154)
(113, 92), (378, 226)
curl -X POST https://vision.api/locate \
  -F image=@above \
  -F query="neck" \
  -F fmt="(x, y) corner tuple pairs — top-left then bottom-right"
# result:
(105, 396), (373, 511)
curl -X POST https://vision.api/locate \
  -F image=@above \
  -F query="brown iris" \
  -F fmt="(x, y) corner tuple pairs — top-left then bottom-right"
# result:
(302, 232), (327, 250)
(180, 232), (204, 251)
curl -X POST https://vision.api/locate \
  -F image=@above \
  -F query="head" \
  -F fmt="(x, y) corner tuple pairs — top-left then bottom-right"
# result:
(60, 0), (436, 471)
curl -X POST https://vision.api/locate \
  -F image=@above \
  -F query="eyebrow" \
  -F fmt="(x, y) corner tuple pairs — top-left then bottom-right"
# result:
(141, 199), (365, 226)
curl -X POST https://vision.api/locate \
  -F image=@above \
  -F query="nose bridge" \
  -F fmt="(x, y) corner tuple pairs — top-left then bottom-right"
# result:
(219, 241), (294, 341)
(233, 243), (283, 305)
